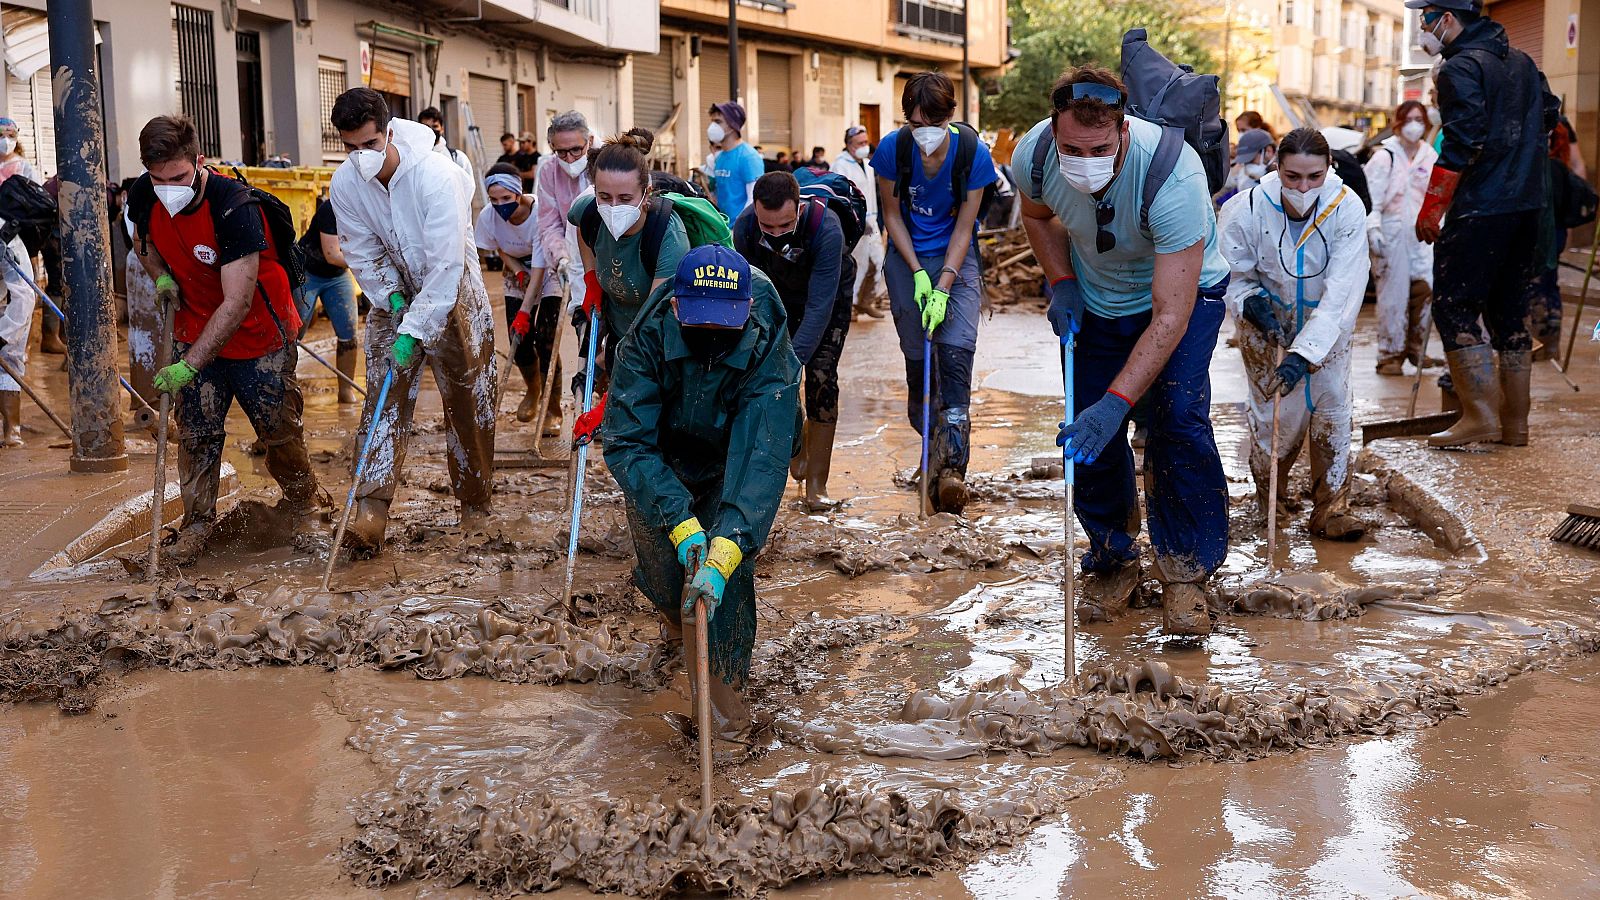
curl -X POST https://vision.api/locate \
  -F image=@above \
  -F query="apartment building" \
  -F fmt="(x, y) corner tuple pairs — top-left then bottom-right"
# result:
(0, 0), (658, 183)
(634, 0), (1008, 175)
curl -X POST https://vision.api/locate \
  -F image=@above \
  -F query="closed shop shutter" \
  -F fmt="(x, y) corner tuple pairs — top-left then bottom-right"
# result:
(7, 68), (54, 177)
(632, 50), (675, 133)
(467, 74), (506, 146)
(757, 52), (792, 152)
(1490, 0), (1544, 68)
(699, 43), (731, 109)
(370, 46), (413, 97)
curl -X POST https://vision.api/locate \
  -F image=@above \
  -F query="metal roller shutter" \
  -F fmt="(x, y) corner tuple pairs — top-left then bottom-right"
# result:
(699, 44), (731, 110)
(468, 74), (506, 146)
(757, 52), (792, 151)
(1489, 0), (1544, 68)
(6, 68), (53, 176)
(632, 51), (675, 133)
(370, 46), (412, 97)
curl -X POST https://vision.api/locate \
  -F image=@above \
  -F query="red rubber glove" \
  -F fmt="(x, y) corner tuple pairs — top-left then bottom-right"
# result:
(511, 309), (532, 338)
(582, 270), (603, 316)
(512, 270), (530, 292)
(573, 391), (607, 444)
(1414, 166), (1459, 244)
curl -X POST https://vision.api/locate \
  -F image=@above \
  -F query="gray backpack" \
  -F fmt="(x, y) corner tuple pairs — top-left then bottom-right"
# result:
(1028, 28), (1228, 236)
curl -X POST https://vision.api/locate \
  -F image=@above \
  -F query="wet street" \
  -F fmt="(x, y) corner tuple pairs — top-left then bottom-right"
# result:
(1, 286), (1597, 897)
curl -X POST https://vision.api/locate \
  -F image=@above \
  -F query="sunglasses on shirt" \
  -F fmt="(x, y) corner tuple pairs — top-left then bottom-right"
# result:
(1095, 199), (1116, 254)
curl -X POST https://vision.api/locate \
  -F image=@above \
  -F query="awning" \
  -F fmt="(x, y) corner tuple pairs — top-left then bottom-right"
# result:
(3, 8), (101, 83)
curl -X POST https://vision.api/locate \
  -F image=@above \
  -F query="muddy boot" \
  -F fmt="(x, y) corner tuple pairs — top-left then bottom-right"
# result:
(683, 629), (752, 744)
(335, 339), (360, 405)
(1375, 354), (1406, 376)
(1078, 559), (1141, 622)
(935, 470), (968, 514)
(1438, 373), (1460, 413)
(1429, 345), (1501, 448)
(1497, 349), (1531, 447)
(804, 421), (838, 511)
(1160, 580), (1212, 637)
(543, 361), (563, 436)
(39, 310), (66, 354)
(460, 501), (496, 535)
(341, 497), (390, 558)
(0, 390), (21, 447)
(515, 364), (541, 422)
(789, 420), (809, 484)
(160, 520), (214, 568)
(932, 406), (971, 515)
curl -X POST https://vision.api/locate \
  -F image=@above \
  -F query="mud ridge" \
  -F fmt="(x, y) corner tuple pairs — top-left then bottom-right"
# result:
(780, 627), (1600, 763)
(1213, 581), (1425, 621)
(765, 514), (1009, 577)
(748, 613), (909, 699)
(339, 768), (1121, 898)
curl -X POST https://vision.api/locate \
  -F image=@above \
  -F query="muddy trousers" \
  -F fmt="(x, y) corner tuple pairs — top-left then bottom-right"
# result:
(173, 341), (319, 527)
(355, 298), (497, 508)
(1071, 289), (1229, 581)
(1239, 328), (1355, 532)
(1523, 264), (1563, 354)
(502, 289), (561, 379)
(1375, 271), (1432, 364)
(902, 347), (974, 478)
(625, 488), (757, 692)
(1433, 210), (1539, 354)
(799, 288), (853, 424)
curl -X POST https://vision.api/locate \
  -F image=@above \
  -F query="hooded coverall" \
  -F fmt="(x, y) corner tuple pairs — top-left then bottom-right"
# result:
(1363, 135), (1437, 367)
(0, 234), (33, 445)
(1219, 172), (1369, 535)
(603, 271), (800, 729)
(332, 118), (498, 516)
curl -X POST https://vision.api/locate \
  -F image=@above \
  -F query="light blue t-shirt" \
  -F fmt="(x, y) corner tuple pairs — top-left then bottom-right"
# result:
(711, 141), (764, 218)
(869, 126), (999, 256)
(1012, 116), (1230, 318)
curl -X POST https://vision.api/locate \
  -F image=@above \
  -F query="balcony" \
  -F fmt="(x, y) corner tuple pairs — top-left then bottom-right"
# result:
(894, 0), (967, 46)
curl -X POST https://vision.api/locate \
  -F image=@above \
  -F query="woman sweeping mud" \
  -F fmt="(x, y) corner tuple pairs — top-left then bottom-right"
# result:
(475, 165), (563, 430)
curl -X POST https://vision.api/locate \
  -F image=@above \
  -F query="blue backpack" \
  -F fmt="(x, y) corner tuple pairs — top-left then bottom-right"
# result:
(793, 168), (868, 253)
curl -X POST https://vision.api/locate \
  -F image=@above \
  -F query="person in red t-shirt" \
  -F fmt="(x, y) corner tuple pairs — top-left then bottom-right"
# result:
(130, 115), (328, 565)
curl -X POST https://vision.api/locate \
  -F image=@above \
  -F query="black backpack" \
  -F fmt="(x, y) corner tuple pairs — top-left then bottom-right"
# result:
(794, 168), (868, 252)
(0, 175), (58, 256)
(892, 122), (996, 225)
(1329, 149), (1372, 213)
(649, 169), (705, 200)
(1551, 156), (1599, 228)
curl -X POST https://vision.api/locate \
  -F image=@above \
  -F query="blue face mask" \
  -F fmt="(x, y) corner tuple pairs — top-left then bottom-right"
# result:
(493, 201), (519, 222)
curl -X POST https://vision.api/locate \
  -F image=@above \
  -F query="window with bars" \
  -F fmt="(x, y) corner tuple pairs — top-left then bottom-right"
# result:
(894, 0), (966, 42)
(171, 3), (220, 157)
(319, 57), (347, 159)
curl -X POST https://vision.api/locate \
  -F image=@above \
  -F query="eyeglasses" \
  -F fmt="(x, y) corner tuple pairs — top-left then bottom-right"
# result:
(1095, 200), (1116, 254)
(1051, 81), (1126, 112)
(553, 145), (587, 161)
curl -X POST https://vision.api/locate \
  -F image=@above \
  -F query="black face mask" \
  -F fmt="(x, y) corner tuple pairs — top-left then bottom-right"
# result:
(681, 325), (743, 363)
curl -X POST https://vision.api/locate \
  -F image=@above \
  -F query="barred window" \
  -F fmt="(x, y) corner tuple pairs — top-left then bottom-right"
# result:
(171, 3), (220, 157)
(319, 57), (348, 161)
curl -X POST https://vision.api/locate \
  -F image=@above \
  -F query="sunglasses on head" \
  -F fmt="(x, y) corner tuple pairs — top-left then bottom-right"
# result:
(1051, 81), (1126, 112)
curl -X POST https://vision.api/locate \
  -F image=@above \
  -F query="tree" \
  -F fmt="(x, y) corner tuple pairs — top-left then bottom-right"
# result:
(983, 0), (1220, 132)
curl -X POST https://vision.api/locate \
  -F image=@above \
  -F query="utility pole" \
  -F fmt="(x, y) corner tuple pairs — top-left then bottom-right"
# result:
(50, 0), (126, 473)
(962, 1), (971, 121)
(727, 0), (740, 103)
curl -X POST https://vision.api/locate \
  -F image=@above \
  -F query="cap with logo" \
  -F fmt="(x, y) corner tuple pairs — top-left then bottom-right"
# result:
(673, 244), (753, 328)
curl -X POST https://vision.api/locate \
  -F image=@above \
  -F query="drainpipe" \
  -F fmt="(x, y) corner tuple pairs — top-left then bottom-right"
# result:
(49, 0), (126, 473)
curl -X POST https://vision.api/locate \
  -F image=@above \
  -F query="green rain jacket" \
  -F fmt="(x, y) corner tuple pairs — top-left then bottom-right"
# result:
(602, 269), (802, 558)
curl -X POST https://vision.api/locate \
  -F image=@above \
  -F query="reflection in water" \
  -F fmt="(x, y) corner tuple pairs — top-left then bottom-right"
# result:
(961, 820), (1081, 900)
(1306, 736), (1421, 897)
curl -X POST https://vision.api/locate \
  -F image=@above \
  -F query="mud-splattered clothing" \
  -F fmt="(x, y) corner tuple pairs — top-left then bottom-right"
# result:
(1433, 210), (1539, 353)
(1363, 137), (1436, 362)
(0, 235), (33, 392)
(172, 339), (319, 526)
(603, 273), (800, 685)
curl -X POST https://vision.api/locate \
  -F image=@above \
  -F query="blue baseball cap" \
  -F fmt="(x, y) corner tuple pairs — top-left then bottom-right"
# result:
(673, 244), (753, 327)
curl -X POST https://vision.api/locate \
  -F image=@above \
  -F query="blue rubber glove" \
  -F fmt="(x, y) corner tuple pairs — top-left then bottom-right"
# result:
(1265, 352), (1311, 397)
(1242, 291), (1286, 346)
(391, 333), (421, 368)
(1047, 277), (1084, 336)
(1057, 392), (1133, 465)
(671, 517), (708, 571)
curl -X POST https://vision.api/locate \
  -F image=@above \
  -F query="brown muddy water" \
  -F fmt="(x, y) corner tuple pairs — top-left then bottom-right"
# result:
(2, 306), (1598, 897)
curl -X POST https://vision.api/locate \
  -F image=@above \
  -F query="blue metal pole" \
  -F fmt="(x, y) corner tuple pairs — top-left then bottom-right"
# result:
(1061, 333), (1077, 685)
(563, 307), (602, 606)
(919, 336), (932, 517)
(321, 367), (395, 590)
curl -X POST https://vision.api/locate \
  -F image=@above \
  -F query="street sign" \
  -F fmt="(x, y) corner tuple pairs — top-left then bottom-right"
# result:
(1567, 13), (1579, 57)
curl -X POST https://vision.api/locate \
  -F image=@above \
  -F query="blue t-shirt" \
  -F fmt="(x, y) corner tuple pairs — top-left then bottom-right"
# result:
(870, 127), (998, 256)
(1012, 116), (1231, 318)
(711, 142), (764, 218)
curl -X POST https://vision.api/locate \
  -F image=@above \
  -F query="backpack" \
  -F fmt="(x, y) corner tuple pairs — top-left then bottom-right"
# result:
(649, 169), (706, 200)
(793, 168), (867, 252)
(0, 175), (58, 256)
(127, 169), (307, 291)
(1550, 156), (1599, 228)
(579, 192), (733, 280)
(892, 122), (996, 225)
(1329, 149), (1372, 212)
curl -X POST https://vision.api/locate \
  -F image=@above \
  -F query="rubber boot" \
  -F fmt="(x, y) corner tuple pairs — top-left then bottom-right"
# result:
(0, 390), (21, 446)
(39, 310), (66, 354)
(515, 364), (541, 422)
(160, 520), (214, 569)
(543, 359), (563, 436)
(933, 406), (970, 515)
(335, 339), (360, 405)
(460, 500), (496, 535)
(1497, 349), (1531, 446)
(789, 420), (809, 484)
(1429, 345), (1501, 447)
(804, 421), (837, 512)
(1078, 559), (1141, 623)
(671, 618), (753, 744)
(341, 497), (391, 558)
(1160, 580), (1212, 637)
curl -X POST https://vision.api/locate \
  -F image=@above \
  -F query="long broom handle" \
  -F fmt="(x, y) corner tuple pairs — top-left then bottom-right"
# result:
(320, 366), (396, 591)
(1061, 333), (1077, 688)
(0, 355), (69, 438)
(1561, 224), (1600, 373)
(1408, 302), (1432, 419)
(919, 336), (932, 518)
(296, 340), (367, 398)
(695, 595), (714, 813)
(562, 306), (601, 608)
(146, 298), (176, 583)
(1266, 346), (1282, 574)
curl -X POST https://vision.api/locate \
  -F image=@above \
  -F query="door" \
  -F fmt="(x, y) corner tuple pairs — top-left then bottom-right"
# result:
(235, 31), (265, 166)
(859, 103), (881, 144)
(632, 50), (675, 134)
(756, 52), (792, 152)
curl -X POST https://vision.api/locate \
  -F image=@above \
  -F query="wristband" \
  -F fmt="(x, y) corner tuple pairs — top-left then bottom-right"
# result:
(705, 536), (742, 579)
(1107, 388), (1134, 406)
(1051, 275), (1077, 286)
(669, 517), (704, 547)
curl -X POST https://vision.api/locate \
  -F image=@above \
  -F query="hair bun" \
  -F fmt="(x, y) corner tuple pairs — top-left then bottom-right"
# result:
(620, 127), (655, 154)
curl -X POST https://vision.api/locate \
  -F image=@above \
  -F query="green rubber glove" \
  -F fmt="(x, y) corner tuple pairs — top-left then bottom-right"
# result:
(912, 268), (933, 311)
(388, 291), (406, 315)
(922, 288), (949, 335)
(154, 360), (198, 394)
(391, 333), (421, 368)
(154, 273), (180, 309)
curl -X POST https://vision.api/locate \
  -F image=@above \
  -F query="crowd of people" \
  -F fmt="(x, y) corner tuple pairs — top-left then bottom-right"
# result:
(0, 0), (1582, 743)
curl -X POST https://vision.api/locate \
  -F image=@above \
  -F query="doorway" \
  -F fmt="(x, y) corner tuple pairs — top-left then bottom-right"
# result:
(235, 31), (265, 166)
(858, 103), (881, 143)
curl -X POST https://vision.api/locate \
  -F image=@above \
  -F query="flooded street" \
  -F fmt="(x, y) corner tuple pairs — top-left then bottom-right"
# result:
(1, 297), (1597, 897)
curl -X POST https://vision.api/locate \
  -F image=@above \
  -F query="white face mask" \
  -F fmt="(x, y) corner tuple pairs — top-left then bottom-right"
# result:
(560, 155), (588, 178)
(1427, 107), (1443, 127)
(911, 125), (948, 156)
(1281, 186), (1316, 213)
(852, 144), (871, 160)
(1419, 16), (1447, 56)
(350, 147), (386, 181)
(0, 137), (15, 156)
(1243, 162), (1268, 179)
(154, 182), (196, 217)
(1059, 152), (1117, 194)
(1400, 121), (1427, 142)
(707, 122), (726, 144)
(598, 199), (643, 238)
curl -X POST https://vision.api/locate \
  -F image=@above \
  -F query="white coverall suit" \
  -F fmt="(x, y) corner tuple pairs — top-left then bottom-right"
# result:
(1219, 172), (1370, 536)
(1363, 135), (1438, 368)
(0, 233), (35, 393)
